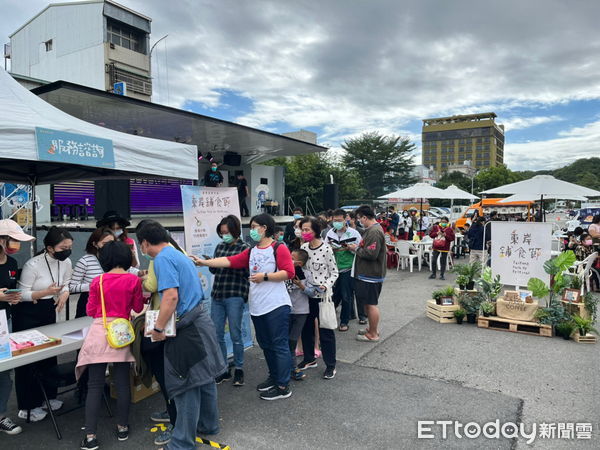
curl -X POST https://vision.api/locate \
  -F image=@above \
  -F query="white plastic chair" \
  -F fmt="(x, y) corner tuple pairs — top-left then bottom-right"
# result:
(564, 252), (598, 295)
(395, 241), (419, 272)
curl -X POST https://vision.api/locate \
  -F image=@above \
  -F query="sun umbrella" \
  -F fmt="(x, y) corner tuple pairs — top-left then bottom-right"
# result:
(443, 185), (479, 221)
(379, 183), (450, 230)
(480, 175), (600, 222)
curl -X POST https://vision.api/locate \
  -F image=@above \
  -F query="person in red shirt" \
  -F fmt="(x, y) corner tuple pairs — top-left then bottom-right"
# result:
(77, 241), (144, 450)
(428, 216), (455, 280)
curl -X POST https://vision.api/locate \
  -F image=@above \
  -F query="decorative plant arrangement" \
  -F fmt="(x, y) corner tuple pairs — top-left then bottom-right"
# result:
(458, 292), (483, 324)
(572, 315), (598, 338)
(453, 309), (466, 324)
(480, 301), (495, 317)
(477, 267), (502, 303)
(555, 321), (576, 340)
(451, 261), (482, 290)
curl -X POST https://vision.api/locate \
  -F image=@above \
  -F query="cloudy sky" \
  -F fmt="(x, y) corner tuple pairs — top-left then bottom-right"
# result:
(2, 0), (600, 171)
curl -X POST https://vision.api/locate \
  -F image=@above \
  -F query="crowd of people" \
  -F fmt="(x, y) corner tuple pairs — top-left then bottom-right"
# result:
(0, 205), (388, 450)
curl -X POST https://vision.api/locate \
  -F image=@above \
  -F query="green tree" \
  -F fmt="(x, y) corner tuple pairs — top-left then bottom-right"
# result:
(474, 165), (523, 193)
(435, 171), (472, 192)
(553, 157), (600, 191)
(341, 132), (416, 198)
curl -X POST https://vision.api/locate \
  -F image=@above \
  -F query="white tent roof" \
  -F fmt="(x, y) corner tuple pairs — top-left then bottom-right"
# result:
(443, 184), (479, 200)
(379, 183), (450, 199)
(0, 69), (198, 184)
(499, 193), (588, 203)
(480, 175), (600, 198)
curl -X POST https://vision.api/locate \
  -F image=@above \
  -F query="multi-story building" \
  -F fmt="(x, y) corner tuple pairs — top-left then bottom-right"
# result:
(8, 0), (152, 101)
(421, 112), (504, 173)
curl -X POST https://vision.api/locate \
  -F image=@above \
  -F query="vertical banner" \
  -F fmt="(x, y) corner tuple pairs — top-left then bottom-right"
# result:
(490, 222), (553, 288)
(180, 186), (253, 353)
(0, 310), (11, 360)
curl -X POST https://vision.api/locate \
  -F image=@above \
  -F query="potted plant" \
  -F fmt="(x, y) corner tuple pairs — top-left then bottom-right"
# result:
(456, 275), (469, 291)
(440, 286), (456, 305)
(572, 315), (599, 338)
(555, 321), (576, 340)
(477, 267), (502, 303)
(480, 301), (495, 317)
(432, 290), (444, 305)
(451, 261), (482, 290)
(458, 292), (483, 323)
(454, 309), (466, 324)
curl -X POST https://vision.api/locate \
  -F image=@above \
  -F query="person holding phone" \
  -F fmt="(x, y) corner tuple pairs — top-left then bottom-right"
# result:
(13, 226), (73, 421)
(0, 220), (35, 434)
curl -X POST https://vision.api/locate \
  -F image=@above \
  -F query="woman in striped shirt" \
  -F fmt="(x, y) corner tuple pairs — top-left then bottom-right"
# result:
(69, 228), (115, 318)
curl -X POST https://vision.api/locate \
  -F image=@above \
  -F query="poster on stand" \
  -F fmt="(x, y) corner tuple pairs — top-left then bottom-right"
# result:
(490, 222), (553, 288)
(180, 186), (253, 353)
(0, 310), (11, 360)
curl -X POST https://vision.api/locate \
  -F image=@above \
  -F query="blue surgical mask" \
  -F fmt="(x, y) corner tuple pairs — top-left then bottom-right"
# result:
(211, 167), (217, 172)
(114, 229), (123, 237)
(332, 221), (344, 230)
(277, 235), (284, 242)
(293, 214), (302, 220)
(222, 234), (234, 244)
(249, 229), (262, 242)
(142, 251), (154, 261)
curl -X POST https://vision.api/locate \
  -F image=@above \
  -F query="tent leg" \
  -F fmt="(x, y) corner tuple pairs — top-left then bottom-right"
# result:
(31, 181), (38, 256)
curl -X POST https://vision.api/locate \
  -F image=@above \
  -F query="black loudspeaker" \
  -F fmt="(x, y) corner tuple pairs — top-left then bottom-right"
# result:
(323, 184), (339, 210)
(94, 180), (131, 220)
(224, 152), (242, 166)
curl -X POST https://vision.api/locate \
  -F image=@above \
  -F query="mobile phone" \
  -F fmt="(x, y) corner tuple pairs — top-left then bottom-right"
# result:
(5, 289), (21, 293)
(202, 254), (211, 260)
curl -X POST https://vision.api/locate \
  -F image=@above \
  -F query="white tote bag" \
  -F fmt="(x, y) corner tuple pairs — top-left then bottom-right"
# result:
(319, 293), (338, 330)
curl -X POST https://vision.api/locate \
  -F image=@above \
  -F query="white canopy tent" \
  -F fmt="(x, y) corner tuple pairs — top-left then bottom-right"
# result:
(379, 183), (451, 229)
(0, 68), (198, 184)
(443, 184), (479, 201)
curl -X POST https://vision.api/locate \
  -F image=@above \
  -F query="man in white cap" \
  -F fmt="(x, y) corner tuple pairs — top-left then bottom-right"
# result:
(0, 219), (35, 434)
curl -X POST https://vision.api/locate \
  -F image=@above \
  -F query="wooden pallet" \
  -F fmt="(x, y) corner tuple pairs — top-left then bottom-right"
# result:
(573, 333), (597, 344)
(426, 299), (460, 323)
(477, 315), (553, 337)
(561, 300), (590, 320)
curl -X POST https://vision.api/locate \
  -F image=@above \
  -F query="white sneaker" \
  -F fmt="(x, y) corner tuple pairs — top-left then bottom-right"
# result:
(18, 408), (47, 422)
(41, 399), (63, 411)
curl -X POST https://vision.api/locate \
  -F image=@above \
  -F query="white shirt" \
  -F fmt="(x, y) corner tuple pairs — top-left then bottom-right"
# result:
(69, 254), (104, 293)
(19, 253), (72, 301)
(248, 246), (291, 316)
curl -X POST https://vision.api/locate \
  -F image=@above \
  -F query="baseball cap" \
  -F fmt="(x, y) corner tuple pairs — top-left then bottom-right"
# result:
(0, 219), (35, 241)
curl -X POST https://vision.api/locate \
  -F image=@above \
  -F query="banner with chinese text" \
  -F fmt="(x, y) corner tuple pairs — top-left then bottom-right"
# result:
(180, 185), (253, 352)
(491, 222), (552, 288)
(35, 127), (115, 168)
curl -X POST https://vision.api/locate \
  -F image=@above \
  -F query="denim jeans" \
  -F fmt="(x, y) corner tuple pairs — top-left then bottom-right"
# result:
(169, 382), (219, 450)
(0, 317), (12, 417)
(210, 297), (245, 370)
(251, 305), (292, 387)
(333, 271), (354, 325)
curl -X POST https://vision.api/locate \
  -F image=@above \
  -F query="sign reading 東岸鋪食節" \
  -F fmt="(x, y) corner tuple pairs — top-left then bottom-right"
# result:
(491, 222), (553, 288)
(35, 127), (115, 169)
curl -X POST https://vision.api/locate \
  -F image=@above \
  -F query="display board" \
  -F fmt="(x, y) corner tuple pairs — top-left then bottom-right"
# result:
(180, 186), (253, 353)
(490, 222), (553, 288)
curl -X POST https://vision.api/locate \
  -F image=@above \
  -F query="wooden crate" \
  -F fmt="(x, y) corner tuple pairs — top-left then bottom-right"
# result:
(426, 299), (460, 324)
(573, 333), (597, 344)
(561, 300), (590, 320)
(477, 315), (553, 337)
(454, 288), (478, 297)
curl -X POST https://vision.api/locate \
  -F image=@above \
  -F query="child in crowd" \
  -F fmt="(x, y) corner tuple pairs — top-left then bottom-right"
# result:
(76, 241), (145, 450)
(274, 227), (285, 243)
(287, 249), (319, 380)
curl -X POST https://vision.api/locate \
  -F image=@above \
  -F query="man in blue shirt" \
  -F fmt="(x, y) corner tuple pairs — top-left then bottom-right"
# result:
(138, 222), (225, 450)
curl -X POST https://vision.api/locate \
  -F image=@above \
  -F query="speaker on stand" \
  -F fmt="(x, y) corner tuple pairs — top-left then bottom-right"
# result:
(323, 184), (339, 210)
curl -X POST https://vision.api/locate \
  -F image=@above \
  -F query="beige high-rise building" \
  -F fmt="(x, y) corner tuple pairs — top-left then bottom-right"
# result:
(421, 112), (505, 173)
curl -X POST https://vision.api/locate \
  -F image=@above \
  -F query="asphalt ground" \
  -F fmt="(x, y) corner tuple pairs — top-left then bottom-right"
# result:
(3, 247), (599, 449)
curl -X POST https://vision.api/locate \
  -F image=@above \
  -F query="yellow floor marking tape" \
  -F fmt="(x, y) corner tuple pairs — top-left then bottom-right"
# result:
(150, 423), (230, 449)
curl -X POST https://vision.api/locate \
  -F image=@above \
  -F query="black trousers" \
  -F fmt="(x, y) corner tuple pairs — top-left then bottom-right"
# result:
(431, 250), (448, 276)
(12, 298), (58, 410)
(239, 195), (249, 217)
(85, 362), (129, 434)
(301, 298), (336, 369)
(289, 314), (308, 370)
(75, 292), (89, 319)
(141, 337), (177, 425)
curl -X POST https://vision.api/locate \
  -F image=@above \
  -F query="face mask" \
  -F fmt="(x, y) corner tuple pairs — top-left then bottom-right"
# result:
(114, 229), (123, 237)
(277, 235), (284, 242)
(222, 234), (234, 244)
(211, 167), (217, 172)
(301, 232), (314, 242)
(403, 213), (408, 217)
(293, 214), (302, 220)
(584, 239), (593, 246)
(294, 228), (302, 237)
(142, 252), (154, 261)
(52, 249), (71, 261)
(5, 241), (20, 254)
(440, 223), (448, 228)
(332, 221), (344, 230)
(249, 229), (262, 242)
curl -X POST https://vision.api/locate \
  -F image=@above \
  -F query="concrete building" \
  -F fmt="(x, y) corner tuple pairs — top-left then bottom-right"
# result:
(282, 129), (318, 144)
(446, 161), (477, 178)
(421, 112), (505, 172)
(8, 0), (152, 101)
(411, 165), (437, 185)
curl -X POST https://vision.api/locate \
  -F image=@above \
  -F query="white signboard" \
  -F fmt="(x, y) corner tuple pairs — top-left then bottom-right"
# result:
(490, 222), (553, 288)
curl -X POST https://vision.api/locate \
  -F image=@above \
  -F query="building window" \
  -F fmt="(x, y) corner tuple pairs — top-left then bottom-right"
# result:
(108, 64), (152, 96)
(45, 39), (53, 51)
(107, 20), (146, 54)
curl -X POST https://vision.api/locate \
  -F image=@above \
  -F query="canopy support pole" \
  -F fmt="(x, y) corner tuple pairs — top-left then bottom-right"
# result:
(30, 177), (38, 257)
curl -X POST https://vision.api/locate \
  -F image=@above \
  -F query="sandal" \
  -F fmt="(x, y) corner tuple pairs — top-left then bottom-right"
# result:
(356, 334), (380, 342)
(338, 324), (349, 332)
(358, 319), (367, 325)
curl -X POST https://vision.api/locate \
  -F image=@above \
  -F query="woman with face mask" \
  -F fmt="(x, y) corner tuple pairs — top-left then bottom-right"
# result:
(208, 215), (250, 388)
(574, 233), (594, 261)
(193, 213), (295, 401)
(96, 211), (139, 269)
(69, 228), (115, 319)
(0, 220), (35, 435)
(427, 217), (455, 281)
(13, 226), (73, 422)
(287, 218), (303, 252)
